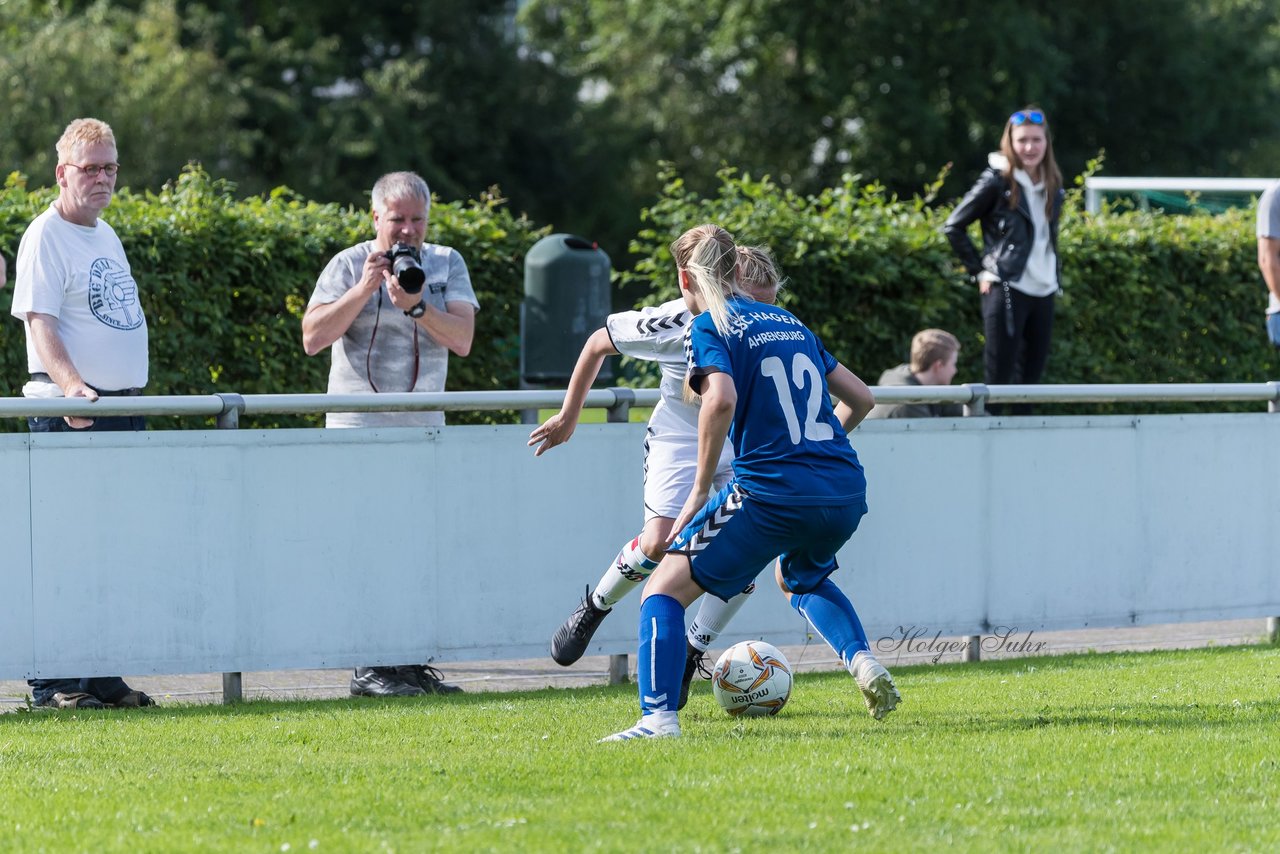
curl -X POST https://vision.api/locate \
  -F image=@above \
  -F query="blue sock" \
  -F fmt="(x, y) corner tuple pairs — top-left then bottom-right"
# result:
(637, 594), (687, 714)
(790, 578), (869, 667)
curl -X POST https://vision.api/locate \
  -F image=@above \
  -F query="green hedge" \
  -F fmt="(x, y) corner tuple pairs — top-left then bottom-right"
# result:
(0, 167), (548, 429)
(3, 165), (1275, 432)
(626, 167), (1278, 408)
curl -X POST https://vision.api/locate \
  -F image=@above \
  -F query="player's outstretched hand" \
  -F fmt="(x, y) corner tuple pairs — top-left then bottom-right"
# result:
(528, 411), (577, 457)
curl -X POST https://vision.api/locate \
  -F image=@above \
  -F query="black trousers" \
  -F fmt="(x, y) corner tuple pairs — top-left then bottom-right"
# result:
(982, 285), (1055, 414)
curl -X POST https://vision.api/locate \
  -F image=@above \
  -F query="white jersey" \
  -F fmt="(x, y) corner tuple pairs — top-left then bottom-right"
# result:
(11, 204), (148, 391)
(606, 298), (702, 435)
(605, 298), (733, 519)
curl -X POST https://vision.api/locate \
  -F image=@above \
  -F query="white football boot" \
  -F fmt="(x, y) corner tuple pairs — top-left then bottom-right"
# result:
(599, 712), (682, 742)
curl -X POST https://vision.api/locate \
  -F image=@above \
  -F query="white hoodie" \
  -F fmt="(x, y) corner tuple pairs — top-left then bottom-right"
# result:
(988, 152), (1058, 297)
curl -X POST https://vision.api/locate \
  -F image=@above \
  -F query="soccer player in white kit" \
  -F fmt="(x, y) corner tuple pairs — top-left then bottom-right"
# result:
(529, 245), (781, 708)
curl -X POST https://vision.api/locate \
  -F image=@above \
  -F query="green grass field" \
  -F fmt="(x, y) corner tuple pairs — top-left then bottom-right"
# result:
(2, 645), (1277, 852)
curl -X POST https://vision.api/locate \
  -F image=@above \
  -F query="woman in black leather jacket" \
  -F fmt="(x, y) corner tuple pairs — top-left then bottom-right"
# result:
(944, 107), (1065, 397)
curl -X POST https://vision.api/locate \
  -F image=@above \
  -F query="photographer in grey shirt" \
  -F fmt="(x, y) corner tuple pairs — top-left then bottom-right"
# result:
(302, 171), (478, 696)
(303, 171), (479, 427)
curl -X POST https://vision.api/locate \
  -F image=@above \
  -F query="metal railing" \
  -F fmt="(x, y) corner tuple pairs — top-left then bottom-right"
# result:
(3, 382), (1278, 425)
(1083, 176), (1276, 214)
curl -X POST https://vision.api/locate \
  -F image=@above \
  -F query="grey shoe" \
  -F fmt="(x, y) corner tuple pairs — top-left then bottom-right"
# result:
(108, 690), (156, 708)
(550, 587), (612, 666)
(350, 667), (426, 697)
(398, 664), (463, 695)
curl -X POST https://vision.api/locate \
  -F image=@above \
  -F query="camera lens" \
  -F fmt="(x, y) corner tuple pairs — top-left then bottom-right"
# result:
(387, 243), (425, 294)
(394, 256), (425, 294)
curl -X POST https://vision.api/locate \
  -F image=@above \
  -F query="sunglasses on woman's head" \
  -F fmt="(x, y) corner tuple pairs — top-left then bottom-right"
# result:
(1010, 110), (1045, 126)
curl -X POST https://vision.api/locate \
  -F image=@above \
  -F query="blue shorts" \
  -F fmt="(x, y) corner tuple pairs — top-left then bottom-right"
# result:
(1267, 313), (1280, 348)
(671, 481), (867, 601)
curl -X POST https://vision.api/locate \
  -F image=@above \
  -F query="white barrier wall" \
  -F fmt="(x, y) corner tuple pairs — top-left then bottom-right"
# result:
(2, 413), (1278, 679)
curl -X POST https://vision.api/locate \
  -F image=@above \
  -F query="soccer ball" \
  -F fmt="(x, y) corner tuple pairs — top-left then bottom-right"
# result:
(711, 640), (793, 717)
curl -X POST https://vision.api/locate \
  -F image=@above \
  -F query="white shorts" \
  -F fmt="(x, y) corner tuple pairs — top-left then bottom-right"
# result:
(643, 427), (734, 521)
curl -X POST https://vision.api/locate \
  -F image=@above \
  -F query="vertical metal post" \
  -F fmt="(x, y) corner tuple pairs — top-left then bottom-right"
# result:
(608, 654), (629, 685)
(1085, 183), (1101, 215)
(962, 635), (981, 662)
(606, 387), (635, 423)
(215, 393), (244, 430)
(606, 390), (634, 686)
(962, 384), (988, 417)
(215, 393), (245, 703)
(519, 379), (542, 425)
(1267, 617), (1279, 645)
(221, 672), (243, 704)
(1267, 382), (1279, 414)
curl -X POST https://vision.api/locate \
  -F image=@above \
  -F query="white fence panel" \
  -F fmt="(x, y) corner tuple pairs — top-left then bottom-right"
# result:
(2, 411), (1278, 680)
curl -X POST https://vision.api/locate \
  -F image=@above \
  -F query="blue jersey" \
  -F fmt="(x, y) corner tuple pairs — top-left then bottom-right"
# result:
(685, 296), (865, 505)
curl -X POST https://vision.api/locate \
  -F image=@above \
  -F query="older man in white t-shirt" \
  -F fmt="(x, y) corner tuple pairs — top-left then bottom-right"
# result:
(9, 117), (154, 711)
(1256, 181), (1280, 348)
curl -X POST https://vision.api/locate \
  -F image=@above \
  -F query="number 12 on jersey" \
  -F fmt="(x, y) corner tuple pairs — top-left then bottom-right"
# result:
(760, 354), (834, 444)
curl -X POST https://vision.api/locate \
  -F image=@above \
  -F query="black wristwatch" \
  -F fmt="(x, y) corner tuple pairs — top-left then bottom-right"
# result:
(405, 300), (426, 319)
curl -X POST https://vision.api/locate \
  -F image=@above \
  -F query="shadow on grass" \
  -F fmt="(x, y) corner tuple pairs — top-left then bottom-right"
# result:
(0, 680), (624, 726)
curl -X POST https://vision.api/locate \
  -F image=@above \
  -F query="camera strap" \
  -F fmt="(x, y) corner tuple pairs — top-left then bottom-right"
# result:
(366, 288), (421, 394)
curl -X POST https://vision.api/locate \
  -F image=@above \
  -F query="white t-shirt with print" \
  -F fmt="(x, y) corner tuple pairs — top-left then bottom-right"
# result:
(11, 204), (149, 391)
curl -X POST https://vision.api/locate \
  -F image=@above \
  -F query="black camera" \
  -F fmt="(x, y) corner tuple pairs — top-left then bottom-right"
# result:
(385, 242), (426, 294)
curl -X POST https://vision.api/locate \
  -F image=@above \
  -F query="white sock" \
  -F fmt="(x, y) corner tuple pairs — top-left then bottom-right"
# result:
(592, 535), (660, 609)
(686, 583), (755, 651)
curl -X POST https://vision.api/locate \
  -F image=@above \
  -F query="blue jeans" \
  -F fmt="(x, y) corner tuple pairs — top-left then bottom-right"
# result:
(27, 410), (145, 704)
(1267, 313), (1280, 348)
(28, 677), (134, 706)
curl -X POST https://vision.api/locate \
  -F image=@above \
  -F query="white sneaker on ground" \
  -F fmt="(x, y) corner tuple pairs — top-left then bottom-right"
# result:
(850, 651), (902, 720)
(599, 712), (682, 742)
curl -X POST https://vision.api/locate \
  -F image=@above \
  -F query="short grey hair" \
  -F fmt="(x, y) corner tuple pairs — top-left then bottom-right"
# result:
(371, 171), (430, 215)
(56, 118), (115, 164)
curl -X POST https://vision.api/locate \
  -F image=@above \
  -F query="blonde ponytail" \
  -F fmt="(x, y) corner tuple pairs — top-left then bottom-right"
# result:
(670, 223), (740, 336)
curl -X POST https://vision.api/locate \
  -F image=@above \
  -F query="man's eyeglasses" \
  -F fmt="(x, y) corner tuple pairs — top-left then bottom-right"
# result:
(66, 162), (120, 178)
(1009, 110), (1045, 126)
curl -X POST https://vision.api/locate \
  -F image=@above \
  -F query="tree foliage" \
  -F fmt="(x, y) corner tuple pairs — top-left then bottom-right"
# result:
(0, 0), (248, 190)
(0, 0), (638, 253)
(522, 0), (1280, 204)
(3, 0), (1276, 263)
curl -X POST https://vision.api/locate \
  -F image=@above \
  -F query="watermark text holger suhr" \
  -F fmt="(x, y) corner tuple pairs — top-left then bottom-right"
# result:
(876, 626), (1048, 663)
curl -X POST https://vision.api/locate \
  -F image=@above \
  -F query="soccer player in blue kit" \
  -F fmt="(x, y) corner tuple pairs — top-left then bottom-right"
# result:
(602, 223), (902, 741)
(532, 245), (783, 710)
